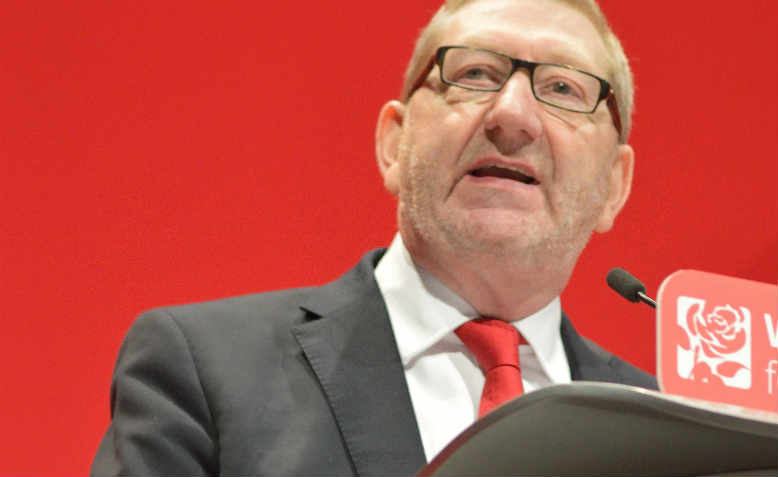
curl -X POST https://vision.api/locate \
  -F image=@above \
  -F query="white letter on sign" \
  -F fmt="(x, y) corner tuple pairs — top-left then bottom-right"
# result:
(765, 313), (778, 348)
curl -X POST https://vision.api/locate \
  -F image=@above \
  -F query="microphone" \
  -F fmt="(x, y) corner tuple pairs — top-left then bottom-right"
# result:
(606, 267), (657, 309)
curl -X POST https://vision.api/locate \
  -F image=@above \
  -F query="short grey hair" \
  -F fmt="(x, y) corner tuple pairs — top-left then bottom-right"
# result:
(400, 0), (634, 143)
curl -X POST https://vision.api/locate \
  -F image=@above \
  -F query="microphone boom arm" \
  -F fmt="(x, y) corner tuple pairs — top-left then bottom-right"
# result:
(637, 291), (657, 309)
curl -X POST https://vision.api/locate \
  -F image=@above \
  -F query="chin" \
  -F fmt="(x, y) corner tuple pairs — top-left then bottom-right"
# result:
(444, 225), (538, 260)
(455, 211), (546, 245)
(447, 217), (585, 270)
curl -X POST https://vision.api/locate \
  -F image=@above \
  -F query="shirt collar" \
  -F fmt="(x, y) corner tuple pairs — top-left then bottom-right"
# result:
(374, 234), (564, 377)
(514, 295), (566, 383)
(375, 234), (477, 366)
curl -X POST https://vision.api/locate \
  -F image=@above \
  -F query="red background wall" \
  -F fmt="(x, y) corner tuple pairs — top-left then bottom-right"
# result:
(2, 1), (776, 473)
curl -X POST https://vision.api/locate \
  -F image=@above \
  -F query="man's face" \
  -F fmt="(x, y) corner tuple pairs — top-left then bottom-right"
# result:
(378, 0), (633, 275)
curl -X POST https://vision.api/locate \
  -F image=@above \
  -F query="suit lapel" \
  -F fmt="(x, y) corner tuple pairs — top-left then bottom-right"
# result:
(560, 313), (617, 382)
(292, 250), (426, 476)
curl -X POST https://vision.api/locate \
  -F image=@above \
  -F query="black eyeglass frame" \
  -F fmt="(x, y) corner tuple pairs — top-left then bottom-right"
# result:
(407, 45), (622, 137)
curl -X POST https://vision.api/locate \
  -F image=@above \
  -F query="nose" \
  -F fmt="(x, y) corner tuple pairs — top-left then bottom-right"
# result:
(483, 72), (543, 155)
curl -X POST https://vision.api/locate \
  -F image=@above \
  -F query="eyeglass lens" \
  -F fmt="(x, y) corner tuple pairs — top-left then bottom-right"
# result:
(440, 47), (603, 113)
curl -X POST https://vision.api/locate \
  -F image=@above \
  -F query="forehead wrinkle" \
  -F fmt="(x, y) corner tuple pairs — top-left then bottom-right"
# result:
(458, 31), (606, 76)
(442, 2), (611, 78)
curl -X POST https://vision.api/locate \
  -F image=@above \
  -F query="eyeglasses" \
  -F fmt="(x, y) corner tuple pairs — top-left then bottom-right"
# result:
(408, 46), (622, 136)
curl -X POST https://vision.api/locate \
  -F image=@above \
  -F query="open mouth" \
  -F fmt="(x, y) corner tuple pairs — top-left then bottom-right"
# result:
(469, 165), (539, 185)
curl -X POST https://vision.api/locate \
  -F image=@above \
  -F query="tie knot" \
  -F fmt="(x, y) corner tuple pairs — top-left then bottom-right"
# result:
(455, 318), (525, 373)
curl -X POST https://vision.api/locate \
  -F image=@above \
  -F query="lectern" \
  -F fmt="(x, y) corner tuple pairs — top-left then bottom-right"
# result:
(418, 382), (777, 476)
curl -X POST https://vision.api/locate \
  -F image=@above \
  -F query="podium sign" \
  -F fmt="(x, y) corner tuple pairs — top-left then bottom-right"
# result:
(657, 270), (778, 414)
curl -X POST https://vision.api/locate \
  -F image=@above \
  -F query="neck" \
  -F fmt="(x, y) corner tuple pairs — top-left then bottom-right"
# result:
(401, 233), (577, 321)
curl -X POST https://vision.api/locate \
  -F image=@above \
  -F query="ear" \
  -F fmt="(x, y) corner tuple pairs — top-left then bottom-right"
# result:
(375, 100), (406, 196)
(594, 144), (634, 233)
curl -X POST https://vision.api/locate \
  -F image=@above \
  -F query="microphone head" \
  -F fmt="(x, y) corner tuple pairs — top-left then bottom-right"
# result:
(606, 267), (647, 303)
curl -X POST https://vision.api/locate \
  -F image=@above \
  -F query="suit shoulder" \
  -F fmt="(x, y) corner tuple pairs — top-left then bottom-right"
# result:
(561, 313), (658, 390)
(168, 286), (315, 317)
(133, 286), (318, 341)
(582, 337), (658, 390)
(133, 248), (386, 332)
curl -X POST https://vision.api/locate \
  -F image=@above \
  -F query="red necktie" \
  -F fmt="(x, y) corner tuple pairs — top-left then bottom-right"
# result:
(455, 318), (527, 418)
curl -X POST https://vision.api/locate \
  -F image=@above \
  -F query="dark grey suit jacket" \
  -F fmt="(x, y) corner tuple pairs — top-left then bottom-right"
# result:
(91, 249), (657, 476)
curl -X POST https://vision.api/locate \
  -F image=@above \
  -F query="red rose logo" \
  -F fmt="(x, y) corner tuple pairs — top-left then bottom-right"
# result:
(685, 303), (749, 380)
(688, 361), (725, 385)
(687, 304), (747, 357)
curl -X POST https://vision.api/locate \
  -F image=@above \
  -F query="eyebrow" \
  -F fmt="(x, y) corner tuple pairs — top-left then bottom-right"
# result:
(457, 33), (607, 77)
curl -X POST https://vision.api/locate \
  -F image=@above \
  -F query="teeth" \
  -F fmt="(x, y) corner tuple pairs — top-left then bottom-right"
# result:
(484, 164), (532, 176)
(503, 165), (532, 176)
(471, 164), (538, 185)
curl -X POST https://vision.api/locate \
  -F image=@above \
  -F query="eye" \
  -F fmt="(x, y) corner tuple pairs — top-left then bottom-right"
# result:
(533, 65), (601, 110)
(549, 81), (575, 96)
(461, 67), (489, 80)
(449, 65), (504, 88)
(538, 78), (584, 99)
(534, 73), (595, 111)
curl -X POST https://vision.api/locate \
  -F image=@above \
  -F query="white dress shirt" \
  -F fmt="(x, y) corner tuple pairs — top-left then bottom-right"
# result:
(374, 234), (572, 461)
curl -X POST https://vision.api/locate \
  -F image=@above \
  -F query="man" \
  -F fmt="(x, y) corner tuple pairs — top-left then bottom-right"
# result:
(92, 0), (656, 475)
